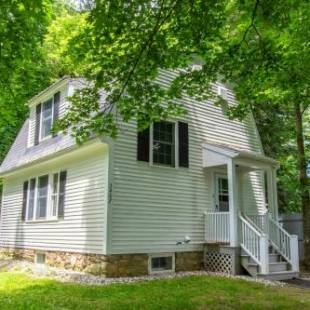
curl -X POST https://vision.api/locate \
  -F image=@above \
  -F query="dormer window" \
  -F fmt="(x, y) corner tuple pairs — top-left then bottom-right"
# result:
(34, 91), (60, 145)
(40, 98), (54, 140)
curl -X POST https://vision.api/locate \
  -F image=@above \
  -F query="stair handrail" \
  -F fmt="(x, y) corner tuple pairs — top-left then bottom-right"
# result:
(239, 214), (269, 274)
(268, 215), (299, 272)
(242, 212), (268, 234)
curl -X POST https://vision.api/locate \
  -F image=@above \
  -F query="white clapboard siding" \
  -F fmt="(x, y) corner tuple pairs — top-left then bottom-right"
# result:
(241, 171), (267, 215)
(109, 69), (265, 254)
(0, 143), (109, 254)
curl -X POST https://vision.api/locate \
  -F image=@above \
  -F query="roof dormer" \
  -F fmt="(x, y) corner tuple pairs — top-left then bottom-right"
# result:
(27, 77), (70, 148)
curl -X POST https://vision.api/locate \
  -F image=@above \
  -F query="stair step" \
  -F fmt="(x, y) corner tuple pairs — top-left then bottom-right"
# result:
(241, 254), (282, 264)
(269, 254), (282, 263)
(269, 262), (289, 273)
(258, 271), (299, 281)
(244, 263), (259, 277)
(269, 247), (277, 254)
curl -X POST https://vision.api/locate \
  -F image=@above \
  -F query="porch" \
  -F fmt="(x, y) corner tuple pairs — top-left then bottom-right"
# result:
(202, 143), (299, 279)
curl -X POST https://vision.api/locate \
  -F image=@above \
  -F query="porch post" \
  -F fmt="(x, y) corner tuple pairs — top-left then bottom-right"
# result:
(267, 167), (279, 220)
(228, 159), (238, 247)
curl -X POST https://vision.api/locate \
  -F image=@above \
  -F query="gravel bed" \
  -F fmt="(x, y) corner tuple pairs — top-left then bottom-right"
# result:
(0, 259), (285, 287)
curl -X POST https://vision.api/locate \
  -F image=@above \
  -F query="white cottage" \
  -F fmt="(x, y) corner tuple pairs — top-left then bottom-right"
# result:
(0, 71), (299, 279)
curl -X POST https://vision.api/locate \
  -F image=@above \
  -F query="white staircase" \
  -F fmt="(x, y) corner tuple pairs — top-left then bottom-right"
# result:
(239, 213), (299, 280)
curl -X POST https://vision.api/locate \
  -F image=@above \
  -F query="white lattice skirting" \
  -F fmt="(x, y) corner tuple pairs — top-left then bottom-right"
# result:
(204, 251), (233, 274)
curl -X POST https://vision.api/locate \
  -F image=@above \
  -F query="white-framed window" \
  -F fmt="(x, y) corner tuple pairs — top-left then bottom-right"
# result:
(218, 86), (228, 99)
(40, 97), (54, 141)
(36, 175), (49, 219)
(35, 252), (46, 264)
(217, 86), (229, 115)
(148, 253), (175, 274)
(150, 121), (178, 167)
(215, 174), (229, 212)
(25, 171), (65, 222)
(137, 120), (189, 168)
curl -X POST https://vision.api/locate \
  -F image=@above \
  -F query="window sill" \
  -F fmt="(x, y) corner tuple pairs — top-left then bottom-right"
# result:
(137, 160), (190, 171)
(136, 160), (177, 169)
(39, 134), (52, 143)
(25, 218), (60, 224)
(149, 270), (175, 275)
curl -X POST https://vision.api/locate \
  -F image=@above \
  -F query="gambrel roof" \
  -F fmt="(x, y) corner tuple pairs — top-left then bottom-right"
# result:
(0, 119), (77, 176)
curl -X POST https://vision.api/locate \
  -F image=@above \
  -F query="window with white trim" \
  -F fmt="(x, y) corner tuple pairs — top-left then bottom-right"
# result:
(40, 98), (54, 140)
(36, 175), (49, 219)
(137, 121), (189, 168)
(149, 254), (175, 274)
(218, 86), (229, 115)
(24, 171), (66, 221)
(152, 121), (175, 166)
(36, 252), (46, 264)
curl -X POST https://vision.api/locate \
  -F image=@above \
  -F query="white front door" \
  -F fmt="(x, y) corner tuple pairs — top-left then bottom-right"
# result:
(215, 174), (230, 212)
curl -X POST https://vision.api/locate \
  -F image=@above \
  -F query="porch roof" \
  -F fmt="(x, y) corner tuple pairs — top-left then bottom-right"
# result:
(202, 142), (279, 169)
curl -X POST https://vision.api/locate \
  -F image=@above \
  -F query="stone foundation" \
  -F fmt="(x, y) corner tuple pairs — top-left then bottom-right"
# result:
(0, 247), (203, 277)
(0, 247), (36, 261)
(175, 251), (204, 272)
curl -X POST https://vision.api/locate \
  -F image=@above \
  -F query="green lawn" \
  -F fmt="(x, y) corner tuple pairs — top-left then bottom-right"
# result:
(0, 272), (310, 309)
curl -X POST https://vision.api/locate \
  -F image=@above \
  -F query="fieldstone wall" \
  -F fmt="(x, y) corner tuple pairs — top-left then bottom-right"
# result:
(0, 248), (203, 277)
(0, 247), (148, 277)
(175, 251), (204, 272)
(0, 247), (35, 261)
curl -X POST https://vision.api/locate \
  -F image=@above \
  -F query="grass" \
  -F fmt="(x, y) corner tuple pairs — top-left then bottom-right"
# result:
(0, 272), (310, 309)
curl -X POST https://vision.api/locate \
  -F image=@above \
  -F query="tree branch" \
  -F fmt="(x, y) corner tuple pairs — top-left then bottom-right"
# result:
(239, 0), (260, 46)
(112, 0), (179, 106)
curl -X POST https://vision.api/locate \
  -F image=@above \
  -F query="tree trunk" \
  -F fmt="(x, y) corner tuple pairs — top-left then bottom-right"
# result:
(294, 102), (310, 268)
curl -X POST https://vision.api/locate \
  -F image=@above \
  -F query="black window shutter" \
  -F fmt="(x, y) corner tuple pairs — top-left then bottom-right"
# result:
(34, 103), (42, 145)
(52, 91), (60, 137)
(137, 126), (150, 162)
(178, 122), (189, 168)
(22, 181), (29, 221)
(58, 171), (67, 218)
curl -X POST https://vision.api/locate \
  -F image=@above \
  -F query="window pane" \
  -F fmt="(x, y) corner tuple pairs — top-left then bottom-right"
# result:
(41, 99), (53, 139)
(151, 256), (173, 271)
(218, 177), (229, 212)
(27, 178), (36, 220)
(42, 99), (52, 117)
(41, 118), (52, 138)
(36, 175), (48, 219)
(153, 121), (175, 166)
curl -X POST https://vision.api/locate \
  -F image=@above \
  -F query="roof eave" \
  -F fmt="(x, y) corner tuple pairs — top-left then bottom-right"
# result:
(26, 76), (71, 108)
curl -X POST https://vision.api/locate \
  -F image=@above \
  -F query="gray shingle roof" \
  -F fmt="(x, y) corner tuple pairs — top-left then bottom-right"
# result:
(0, 119), (76, 175)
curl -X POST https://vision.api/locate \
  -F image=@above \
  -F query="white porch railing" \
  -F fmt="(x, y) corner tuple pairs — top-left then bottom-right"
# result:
(245, 212), (299, 272)
(246, 213), (269, 234)
(204, 211), (299, 273)
(204, 212), (230, 243)
(239, 214), (269, 274)
(268, 216), (299, 272)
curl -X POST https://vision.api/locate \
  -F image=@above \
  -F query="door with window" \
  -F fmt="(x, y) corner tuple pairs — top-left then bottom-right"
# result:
(215, 174), (229, 212)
